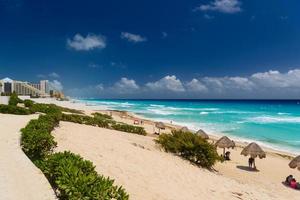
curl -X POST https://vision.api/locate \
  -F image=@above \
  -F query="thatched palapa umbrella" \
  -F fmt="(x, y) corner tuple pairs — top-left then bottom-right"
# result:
(155, 122), (166, 134)
(289, 155), (300, 171)
(180, 126), (189, 132)
(215, 136), (235, 155)
(196, 129), (209, 140)
(241, 142), (266, 169)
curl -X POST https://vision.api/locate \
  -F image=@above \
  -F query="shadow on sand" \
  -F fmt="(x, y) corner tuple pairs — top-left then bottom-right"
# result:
(236, 165), (260, 172)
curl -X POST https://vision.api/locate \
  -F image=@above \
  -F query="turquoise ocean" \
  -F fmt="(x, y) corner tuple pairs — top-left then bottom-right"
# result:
(79, 99), (300, 154)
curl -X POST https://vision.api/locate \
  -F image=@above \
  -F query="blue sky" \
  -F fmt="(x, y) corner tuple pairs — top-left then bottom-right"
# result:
(1, 0), (300, 99)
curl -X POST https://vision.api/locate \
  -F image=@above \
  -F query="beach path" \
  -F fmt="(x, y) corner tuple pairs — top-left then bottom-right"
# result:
(0, 114), (56, 200)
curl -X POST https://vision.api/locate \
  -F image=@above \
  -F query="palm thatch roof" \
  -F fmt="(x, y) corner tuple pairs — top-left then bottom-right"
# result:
(289, 155), (300, 171)
(241, 142), (266, 159)
(196, 129), (209, 140)
(180, 126), (189, 132)
(215, 136), (235, 149)
(155, 122), (166, 129)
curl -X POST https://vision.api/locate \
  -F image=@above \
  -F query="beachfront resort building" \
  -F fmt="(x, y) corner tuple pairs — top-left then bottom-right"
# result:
(0, 78), (53, 97)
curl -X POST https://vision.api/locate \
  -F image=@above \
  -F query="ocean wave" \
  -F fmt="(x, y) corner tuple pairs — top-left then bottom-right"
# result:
(277, 112), (290, 115)
(146, 108), (175, 115)
(184, 107), (219, 111)
(243, 116), (300, 124)
(149, 104), (165, 108)
(200, 112), (209, 115)
(90, 101), (136, 108)
(148, 104), (219, 111)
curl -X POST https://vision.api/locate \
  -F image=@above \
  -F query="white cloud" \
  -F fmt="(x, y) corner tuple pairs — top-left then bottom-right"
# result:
(49, 80), (63, 91)
(112, 77), (140, 93)
(37, 72), (60, 79)
(88, 63), (102, 69)
(67, 33), (106, 51)
(37, 74), (46, 79)
(185, 79), (207, 92)
(162, 32), (168, 38)
(66, 84), (104, 97)
(203, 14), (214, 19)
(146, 75), (185, 92)
(280, 16), (288, 20)
(121, 32), (147, 43)
(95, 84), (104, 91)
(65, 69), (300, 99)
(48, 72), (60, 78)
(251, 69), (300, 88)
(195, 0), (242, 14)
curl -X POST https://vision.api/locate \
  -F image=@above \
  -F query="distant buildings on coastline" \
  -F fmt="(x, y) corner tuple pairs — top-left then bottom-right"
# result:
(0, 77), (64, 98)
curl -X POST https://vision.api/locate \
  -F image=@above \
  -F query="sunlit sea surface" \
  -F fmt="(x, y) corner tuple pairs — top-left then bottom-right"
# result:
(79, 99), (300, 154)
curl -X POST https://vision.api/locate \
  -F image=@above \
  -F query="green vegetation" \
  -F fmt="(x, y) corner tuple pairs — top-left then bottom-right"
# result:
(92, 112), (113, 120)
(21, 107), (61, 160)
(112, 123), (147, 136)
(62, 113), (146, 135)
(8, 92), (23, 106)
(57, 105), (83, 114)
(0, 104), (31, 115)
(24, 99), (34, 107)
(155, 130), (221, 169)
(61, 113), (111, 128)
(38, 151), (129, 200)
(0, 93), (144, 199)
(20, 107), (129, 199)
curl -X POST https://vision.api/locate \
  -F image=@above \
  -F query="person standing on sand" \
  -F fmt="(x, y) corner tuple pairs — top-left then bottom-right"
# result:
(248, 157), (255, 168)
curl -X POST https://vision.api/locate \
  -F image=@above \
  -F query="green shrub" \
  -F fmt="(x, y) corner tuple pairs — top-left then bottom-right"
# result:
(155, 130), (220, 168)
(29, 103), (58, 114)
(92, 112), (113, 120)
(23, 100), (82, 114)
(111, 123), (147, 135)
(38, 151), (129, 200)
(24, 99), (34, 107)
(21, 114), (58, 160)
(0, 104), (32, 115)
(61, 114), (110, 128)
(8, 92), (23, 106)
(16, 103), (130, 199)
(57, 106), (83, 114)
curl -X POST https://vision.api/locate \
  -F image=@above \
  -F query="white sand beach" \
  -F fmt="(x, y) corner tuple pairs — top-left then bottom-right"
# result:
(33, 98), (300, 200)
(53, 121), (299, 200)
(0, 114), (56, 200)
(1, 98), (299, 199)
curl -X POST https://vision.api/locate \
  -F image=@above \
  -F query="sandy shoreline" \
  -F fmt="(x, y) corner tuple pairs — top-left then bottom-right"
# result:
(29, 98), (300, 199)
(34, 98), (297, 157)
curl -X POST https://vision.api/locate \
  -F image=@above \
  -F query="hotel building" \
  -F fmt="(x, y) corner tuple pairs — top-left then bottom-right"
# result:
(0, 78), (52, 97)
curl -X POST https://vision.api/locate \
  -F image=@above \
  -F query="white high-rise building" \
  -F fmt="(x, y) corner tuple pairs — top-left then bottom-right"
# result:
(0, 78), (51, 97)
(40, 80), (49, 94)
(0, 78), (14, 94)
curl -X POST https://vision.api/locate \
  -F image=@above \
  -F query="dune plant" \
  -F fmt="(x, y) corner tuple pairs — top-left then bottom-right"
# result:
(1, 100), (129, 199)
(38, 151), (129, 200)
(61, 113), (111, 128)
(21, 114), (59, 160)
(8, 91), (23, 106)
(23, 99), (34, 107)
(0, 104), (32, 115)
(92, 112), (113, 120)
(19, 106), (129, 199)
(111, 123), (147, 136)
(56, 105), (83, 114)
(155, 130), (221, 168)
